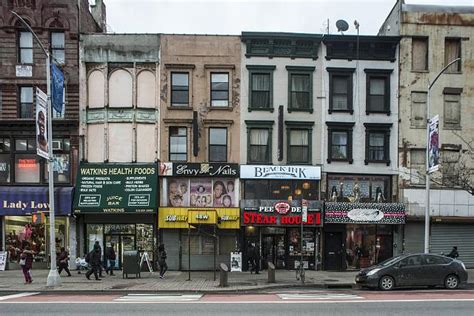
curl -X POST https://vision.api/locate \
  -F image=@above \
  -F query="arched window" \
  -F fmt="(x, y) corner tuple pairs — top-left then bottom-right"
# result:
(88, 70), (105, 108)
(137, 70), (156, 108)
(109, 69), (132, 107)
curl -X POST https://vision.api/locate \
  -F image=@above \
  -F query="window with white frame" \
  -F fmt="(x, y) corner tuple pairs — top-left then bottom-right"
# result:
(210, 73), (229, 107)
(169, 127), (187, 161)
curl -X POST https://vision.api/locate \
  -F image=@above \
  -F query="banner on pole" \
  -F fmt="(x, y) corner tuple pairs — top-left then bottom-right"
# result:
(51, 63), (64, 114)
(428, 115), (440, 174)
(36, 88), (49, 159)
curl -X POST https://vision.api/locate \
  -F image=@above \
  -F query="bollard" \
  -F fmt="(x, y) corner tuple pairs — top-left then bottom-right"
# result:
(219, 263), (229, 287)
(267, 262), (276, 283)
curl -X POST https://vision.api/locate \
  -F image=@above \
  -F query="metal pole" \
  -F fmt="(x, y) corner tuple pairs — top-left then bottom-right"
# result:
(300, 198), (304, 284)
(11, 11), (60, 286)
(187, 226), (191, 281)
(424, 57), (461, 254)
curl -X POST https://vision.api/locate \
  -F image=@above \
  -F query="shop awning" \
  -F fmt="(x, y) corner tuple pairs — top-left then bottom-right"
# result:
(0, 186), (74, 216)
(324, 202), (406, 224)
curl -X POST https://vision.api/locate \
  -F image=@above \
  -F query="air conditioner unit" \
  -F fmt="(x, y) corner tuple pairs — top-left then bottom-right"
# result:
(52, 140), (63, 151)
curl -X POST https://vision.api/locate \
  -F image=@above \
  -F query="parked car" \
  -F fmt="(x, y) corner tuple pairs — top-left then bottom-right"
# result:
(355, 253), (468, 290)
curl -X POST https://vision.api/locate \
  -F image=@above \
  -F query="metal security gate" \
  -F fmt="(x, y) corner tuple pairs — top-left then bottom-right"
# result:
(404, 223), (424, 254)
(431, 224), (474, 268)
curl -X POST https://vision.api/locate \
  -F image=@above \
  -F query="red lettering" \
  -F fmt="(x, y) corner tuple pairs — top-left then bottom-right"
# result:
(315, 213), (321, 225)
(243, 212), (251, 224)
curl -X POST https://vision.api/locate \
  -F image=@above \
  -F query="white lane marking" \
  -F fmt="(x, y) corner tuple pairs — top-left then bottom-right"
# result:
(114, 294), (202, 302)
(0, 292), (40, 301)
(3, 298), (474, 304)
(278, 293), (362, 300)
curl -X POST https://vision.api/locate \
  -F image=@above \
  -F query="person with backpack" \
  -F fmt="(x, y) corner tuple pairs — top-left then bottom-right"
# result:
(19, 245), (34, 284)
(105, 242), (116, 276)
(447, 246), (459, 259)
(57, 247), (72, 277)
(85, 244), (102, 281)
(158, 244), (168, 279)
(94, 241), (105, 278)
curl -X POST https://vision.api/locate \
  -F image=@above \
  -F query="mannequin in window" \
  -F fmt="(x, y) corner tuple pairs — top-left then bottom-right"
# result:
(375, 187), (386, 203)
(330, 186), (338, 202)
(352, 181), (361, 203)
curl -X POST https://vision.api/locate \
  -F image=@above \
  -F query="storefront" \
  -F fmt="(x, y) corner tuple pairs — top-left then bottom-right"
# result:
(158, 162), (240, 270)
(240, 165), (322, 270)
(73, 163), (158, 268)
(324, 202), (405, 271)
(0, 186), (73, 269)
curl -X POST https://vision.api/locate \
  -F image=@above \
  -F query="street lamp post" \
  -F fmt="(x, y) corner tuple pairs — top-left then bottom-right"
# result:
(11, 11), (61, 286)
(424, 57), (461, 254)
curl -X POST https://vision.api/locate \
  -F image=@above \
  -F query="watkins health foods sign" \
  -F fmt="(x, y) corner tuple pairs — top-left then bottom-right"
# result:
(240, 165), (321, 180)
(73, 163), (158, 214)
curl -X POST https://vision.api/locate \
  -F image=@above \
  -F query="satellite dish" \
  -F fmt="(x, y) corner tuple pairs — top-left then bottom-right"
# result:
(336, 20), (349, 33)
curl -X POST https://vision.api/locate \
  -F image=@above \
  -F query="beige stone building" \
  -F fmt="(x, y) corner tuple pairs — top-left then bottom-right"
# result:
(380, 1), (474, 266)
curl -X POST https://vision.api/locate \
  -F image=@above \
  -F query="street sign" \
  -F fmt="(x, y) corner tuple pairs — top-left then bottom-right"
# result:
(302, 199), (308, 223)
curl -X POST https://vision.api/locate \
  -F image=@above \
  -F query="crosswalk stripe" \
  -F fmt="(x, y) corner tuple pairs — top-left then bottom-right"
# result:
(0, 292), (40, 301)
(114, 294), (202, 302)
(278, 293), (362, 300)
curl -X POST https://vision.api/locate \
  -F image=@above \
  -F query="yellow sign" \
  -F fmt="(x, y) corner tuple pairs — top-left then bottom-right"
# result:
(158, 207), (240, 229)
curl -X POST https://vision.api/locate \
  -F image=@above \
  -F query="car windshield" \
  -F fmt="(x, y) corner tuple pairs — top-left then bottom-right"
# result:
(378, 255), (404, 267)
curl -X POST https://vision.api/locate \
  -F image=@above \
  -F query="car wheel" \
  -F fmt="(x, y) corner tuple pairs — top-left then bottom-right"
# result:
(444, 274), (459, 289)
(379, 275), (395, 291)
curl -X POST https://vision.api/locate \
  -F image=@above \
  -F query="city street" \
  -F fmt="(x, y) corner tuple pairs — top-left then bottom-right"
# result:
(1, 289), (474, 315)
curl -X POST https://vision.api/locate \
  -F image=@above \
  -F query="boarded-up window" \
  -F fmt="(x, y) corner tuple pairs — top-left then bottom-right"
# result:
(441, 150), (460, 185)
(412, 38), (428, 71)
(443, 92), (461, 129)
(445, 38), (461, 73)
(410, 92), (427, 128)
(410, 149), (425, 185)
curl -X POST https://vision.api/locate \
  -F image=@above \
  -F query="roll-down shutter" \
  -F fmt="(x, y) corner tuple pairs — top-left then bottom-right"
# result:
(431, 224), (474, 268)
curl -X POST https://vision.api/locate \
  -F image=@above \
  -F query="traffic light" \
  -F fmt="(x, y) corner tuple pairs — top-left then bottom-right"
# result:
(32, 212), (46, 224)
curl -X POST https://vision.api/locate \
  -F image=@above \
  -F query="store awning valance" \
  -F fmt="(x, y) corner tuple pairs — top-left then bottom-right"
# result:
(324, 202), (405, 224)
(0, 186), (73, 216)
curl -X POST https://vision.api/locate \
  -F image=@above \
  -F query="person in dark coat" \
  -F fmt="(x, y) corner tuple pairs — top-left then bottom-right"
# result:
(19, 245), (34, 284)
(94, 240), (104, 277)
(247, 243), (260, 274)
(447, 246), (459, 259)
(158, 244), (168, 279)
(105, 242), (116, 276)
(86, 244), (102, 281)
(57, 247), (72, 276)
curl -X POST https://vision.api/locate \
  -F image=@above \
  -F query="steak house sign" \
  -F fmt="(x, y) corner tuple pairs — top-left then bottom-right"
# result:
(242, 201), (321, 226)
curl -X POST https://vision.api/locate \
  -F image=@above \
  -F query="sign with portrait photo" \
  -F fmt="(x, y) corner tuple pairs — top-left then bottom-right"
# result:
(35, 88), (48, 160)
(428, 115), (440, 174)
(167, 179), (190, 207)
(212, 179), (236, 207)
(190, 179), (212, 207)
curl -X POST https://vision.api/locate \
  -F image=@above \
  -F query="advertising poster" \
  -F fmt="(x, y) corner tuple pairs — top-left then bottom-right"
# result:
(35, 88), (49, 159)
(428, 115), (440, 174)
(190, 179), (212, 207)
(230, 252), (242, 272)
(0, 251), (6, 271)
(167, 179), (190, 207)
(213, 179), (236, 207)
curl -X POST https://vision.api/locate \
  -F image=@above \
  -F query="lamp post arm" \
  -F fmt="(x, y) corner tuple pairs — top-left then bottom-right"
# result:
(11, 11), (49, 57)
(428, 58), (461, 90)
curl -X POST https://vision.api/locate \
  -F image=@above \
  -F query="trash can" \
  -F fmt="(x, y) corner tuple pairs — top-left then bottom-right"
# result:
(122, 250), (140, 279)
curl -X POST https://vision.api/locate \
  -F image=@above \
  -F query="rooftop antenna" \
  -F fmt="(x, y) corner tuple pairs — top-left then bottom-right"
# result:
(336, 19), (349, 35)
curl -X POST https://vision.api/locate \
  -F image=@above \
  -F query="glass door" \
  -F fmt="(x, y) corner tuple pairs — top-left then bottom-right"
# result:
(104, 235), (120, 269)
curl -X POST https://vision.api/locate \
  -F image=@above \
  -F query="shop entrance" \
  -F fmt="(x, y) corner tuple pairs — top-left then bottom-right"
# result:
(324, 232), (344, 271)
(262, 234), (285, 269)
(104, 234), (136, 269)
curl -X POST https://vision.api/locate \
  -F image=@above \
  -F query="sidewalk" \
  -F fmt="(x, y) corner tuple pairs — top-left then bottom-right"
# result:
(0, 268), (472, 293)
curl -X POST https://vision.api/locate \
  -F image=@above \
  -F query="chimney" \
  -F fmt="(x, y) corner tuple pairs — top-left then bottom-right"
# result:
(90, 0), (107, 32)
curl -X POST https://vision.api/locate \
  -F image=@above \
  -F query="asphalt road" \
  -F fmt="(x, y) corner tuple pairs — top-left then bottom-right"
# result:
(2, 301), (474, 316)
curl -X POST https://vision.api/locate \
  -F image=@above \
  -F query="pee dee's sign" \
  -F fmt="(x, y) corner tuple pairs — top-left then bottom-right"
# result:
(241, 200), (322, 227)
(73, 163), (158, 214)
(240, 165), (321, 180)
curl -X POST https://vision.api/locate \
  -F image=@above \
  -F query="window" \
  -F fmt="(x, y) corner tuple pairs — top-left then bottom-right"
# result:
(410, 149), (426, 185)
(287, 66), (314, 112)
(410, 91), (427, 128)
(326, 122), (354, 163)
(287, 123), (313, 164)
(44, 139), (71, 183)
(441, 150), (460, 186)
(169, 127), (187, 161)
(19, 87), (34, 118)
(51, 32), (65, 64)
(247, 65), (275, 111)
(18, 31), (33, 64)
(244, 180), (319, 200)
(0, 138), (11, 183)
(171, 73), (189, 107)
(424, 255), (446, 265)
(327, 68), (354, 113)
(14, 139), (40, 183)
(209, 128), (227, 162)
(327, 174), (391, 203)
(365, 69), (392, 114)
(210, 73), (229, 107)
(364, 123), (392, 165)
(445, 38), (461, 73)
(443, 89), (462, 129)
(400, 255), (423, 267)
(412, 37), (428, 71)
(246, 120), (273, 164)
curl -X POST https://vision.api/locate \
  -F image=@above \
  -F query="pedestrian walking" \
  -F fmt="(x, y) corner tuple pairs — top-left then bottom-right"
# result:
(57, 247), (72, 277)
(158, 244), (168, 279)
(447, 246), (459, 259)
(105, 242), (116, 276)
(247, 243), (260, 274)
(19, 245), (34, 284)
(85, 244), (102, 281)
(94, 240), (104, 277)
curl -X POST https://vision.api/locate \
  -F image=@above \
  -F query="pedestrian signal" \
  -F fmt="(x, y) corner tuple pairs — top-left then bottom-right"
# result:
(32, 212), (45, 224)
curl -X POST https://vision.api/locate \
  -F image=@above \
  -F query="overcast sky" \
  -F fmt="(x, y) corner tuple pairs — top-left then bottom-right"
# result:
(104, 0), (473, 36)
